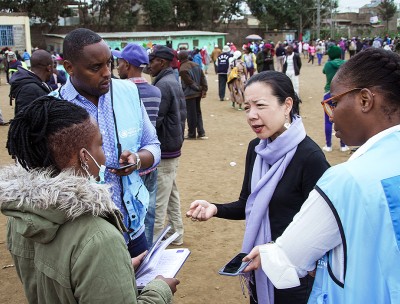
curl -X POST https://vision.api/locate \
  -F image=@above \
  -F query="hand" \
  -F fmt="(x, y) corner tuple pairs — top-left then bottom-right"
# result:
(242, 246), (261, 272)
(186, 200), (217, 221)
(201, 91), (207, 98)
(155, 275), (180, 294)
(131, 250), (147, 271)
(109, 150), (137, 176)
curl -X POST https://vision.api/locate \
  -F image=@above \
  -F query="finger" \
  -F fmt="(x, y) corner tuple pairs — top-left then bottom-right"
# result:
(137, 250), (148, 261)
(199, 206), (207, 221)
(119, 150), (131, 162)
(191, 205), (203, 219)
(189, 201), (200, 209)
(243, 263), (256, 272)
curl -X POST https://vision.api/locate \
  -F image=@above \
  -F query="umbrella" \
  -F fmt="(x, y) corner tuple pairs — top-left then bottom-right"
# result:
(246, 34), (263, 40)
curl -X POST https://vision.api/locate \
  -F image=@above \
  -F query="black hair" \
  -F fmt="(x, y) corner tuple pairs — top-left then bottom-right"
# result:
(7, 96), (93, 172)
(245, 71), (301, 117)
(336, 48), (400, 117)
(63, 28), (102, 63)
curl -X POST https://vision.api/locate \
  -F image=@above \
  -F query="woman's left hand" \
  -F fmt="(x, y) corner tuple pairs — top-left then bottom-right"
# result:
(131, 250), (147, 271)
(242, 246), (262, 272)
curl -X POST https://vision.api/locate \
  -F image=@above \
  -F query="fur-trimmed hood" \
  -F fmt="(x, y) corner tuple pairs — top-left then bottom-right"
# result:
(0, 165), (125, 243)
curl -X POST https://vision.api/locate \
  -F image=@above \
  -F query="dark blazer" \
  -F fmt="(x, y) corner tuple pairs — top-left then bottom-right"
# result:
(283, 53), (302, 76)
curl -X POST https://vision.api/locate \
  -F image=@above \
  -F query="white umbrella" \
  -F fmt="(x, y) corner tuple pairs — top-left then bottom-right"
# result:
(246, 34), (263, 40)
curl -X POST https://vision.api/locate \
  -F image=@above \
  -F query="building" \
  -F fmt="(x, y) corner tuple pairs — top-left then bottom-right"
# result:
(324, 0), (399, 38)
(0, 13), (32, 54)
(44, 30), (227, 53)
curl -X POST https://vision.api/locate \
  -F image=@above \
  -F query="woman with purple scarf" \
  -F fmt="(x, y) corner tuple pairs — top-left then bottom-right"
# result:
(186, 71), (329, 304)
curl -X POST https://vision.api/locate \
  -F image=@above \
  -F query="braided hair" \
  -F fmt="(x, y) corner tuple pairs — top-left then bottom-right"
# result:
(63, 28), (102, 63)
(245, 71), (302, 118)
(336, 48), (400, 117)
(7, 96), (95, 172)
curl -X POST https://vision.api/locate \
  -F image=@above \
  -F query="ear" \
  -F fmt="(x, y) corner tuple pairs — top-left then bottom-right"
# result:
(284, 97), (294, 115)
(63, 60), (73, 76)
(359, 88), (375, 113)
(79, 148), (89, 163)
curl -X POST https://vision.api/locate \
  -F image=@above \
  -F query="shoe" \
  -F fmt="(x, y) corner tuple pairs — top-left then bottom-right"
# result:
(340, 146), (350, 152)
(184, 136), (196, 140)
(0, 121), (9, 126)
(322, 146), (332, 152)
(237, 108), (243, 111)
(198, 136), (208, 140)
(171, 240), (183, 246)
(220, 98), (224, 101)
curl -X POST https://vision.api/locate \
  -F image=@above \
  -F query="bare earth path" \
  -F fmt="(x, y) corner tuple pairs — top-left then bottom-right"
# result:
(0, 55), (350, 304)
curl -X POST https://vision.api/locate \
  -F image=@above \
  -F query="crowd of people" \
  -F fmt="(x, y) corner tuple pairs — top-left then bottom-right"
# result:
(1, 28), (400, 304)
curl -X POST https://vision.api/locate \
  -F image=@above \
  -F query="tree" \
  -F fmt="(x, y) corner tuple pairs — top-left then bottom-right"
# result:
(139, 0), (244, 30)
(378, 0), (397, 32)
(246, 0), (334, 39)
(0, 0), (69, 27)
(139, 0), (173, 29)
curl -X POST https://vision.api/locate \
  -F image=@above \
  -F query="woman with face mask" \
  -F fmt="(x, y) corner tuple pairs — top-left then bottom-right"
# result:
(0, 96), (178, 303)
(186, 72), (329, 304)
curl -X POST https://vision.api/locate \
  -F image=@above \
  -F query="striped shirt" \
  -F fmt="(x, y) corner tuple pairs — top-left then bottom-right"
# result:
(129, 77), (161, 127)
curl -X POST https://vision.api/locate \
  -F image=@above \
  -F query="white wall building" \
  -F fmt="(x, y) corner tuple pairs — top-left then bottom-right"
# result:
(0, 13), (31, 54)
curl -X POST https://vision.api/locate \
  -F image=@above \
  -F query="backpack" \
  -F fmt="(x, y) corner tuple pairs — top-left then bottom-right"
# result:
(227, 66), (239, 84)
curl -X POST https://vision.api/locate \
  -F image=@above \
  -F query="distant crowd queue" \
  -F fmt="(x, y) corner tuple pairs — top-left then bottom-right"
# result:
(1, 28), (400, 304)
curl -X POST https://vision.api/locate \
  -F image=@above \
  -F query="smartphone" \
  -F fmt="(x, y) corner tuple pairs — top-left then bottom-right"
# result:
(218, 252), (251, 276)
(106, 163), (136, 171)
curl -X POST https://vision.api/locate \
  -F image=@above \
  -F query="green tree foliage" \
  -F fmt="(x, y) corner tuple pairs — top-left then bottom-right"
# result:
(378, 0), (397, 32)
(139, 0), (173, 29)
(247, 0), (334, 38)
(0, 0), (69, 26)
(86, 0), (138, 30)
(139, 0), (243, 30)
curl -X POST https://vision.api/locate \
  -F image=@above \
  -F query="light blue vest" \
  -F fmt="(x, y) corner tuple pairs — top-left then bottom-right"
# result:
(110, 79), (149, 238)
(308, 131), (400, 303)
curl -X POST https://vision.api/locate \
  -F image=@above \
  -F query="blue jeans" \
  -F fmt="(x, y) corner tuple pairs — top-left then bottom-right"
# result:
(317, 53), (323, 65)
(142, 169), (158, 247)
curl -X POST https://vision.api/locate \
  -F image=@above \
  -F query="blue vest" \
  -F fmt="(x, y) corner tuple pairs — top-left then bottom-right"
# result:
(308, 131), (400, 303)
(109, 80), (149, 238)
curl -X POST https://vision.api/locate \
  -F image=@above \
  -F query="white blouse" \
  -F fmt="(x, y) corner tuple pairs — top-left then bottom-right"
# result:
(259, 125), (400, 289)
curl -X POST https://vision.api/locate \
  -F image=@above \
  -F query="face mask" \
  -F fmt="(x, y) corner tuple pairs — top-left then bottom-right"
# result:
(82, 149), (106, 184)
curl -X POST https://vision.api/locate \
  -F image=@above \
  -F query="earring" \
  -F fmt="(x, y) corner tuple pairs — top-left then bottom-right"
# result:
(284, 115), (291, 129)
(80, 159), (90, 177)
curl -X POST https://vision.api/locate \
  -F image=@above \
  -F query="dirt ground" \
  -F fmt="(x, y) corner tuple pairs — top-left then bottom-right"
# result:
(0, 56), (351, 304)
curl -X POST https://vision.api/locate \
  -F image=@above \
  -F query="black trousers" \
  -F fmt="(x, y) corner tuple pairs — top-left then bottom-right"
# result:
(250, 274), (314, 304)
(186, 96), (205, 138)
(218, 74), (228, 100)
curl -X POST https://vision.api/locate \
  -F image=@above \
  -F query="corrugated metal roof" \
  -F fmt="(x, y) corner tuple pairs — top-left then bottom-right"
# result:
(45, 30), (227, 39)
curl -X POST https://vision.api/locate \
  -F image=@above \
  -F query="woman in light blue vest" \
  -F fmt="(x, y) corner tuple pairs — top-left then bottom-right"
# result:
(243, 48), (400, 303)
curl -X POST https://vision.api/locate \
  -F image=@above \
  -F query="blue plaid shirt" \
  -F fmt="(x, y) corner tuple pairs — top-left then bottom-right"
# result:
(60, 78), (160, 242)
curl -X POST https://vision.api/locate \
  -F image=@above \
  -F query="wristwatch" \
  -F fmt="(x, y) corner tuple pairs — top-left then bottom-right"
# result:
(134, 152), (141, 170)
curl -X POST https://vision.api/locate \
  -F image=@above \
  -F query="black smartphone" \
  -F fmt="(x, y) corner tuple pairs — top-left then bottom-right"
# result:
(218, 252), (251, 276)
(106, 163), (136, 171)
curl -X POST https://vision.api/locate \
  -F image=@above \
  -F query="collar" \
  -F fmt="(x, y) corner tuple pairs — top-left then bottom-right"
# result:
(349, 124), (400, 161)
(128, 77), (148, 84)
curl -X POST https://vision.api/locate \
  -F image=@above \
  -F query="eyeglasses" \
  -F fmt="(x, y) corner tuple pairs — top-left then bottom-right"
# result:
(321, 87), (362, 119)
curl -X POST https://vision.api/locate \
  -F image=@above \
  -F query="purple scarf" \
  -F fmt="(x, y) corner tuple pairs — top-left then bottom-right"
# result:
(242, 116), (306, 304)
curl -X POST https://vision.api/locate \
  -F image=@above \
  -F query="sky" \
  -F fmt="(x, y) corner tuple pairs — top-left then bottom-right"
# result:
(338, 0), (398, 12)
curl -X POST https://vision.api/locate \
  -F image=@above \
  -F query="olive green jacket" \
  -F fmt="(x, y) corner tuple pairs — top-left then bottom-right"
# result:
(0, 165), (172, 304)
